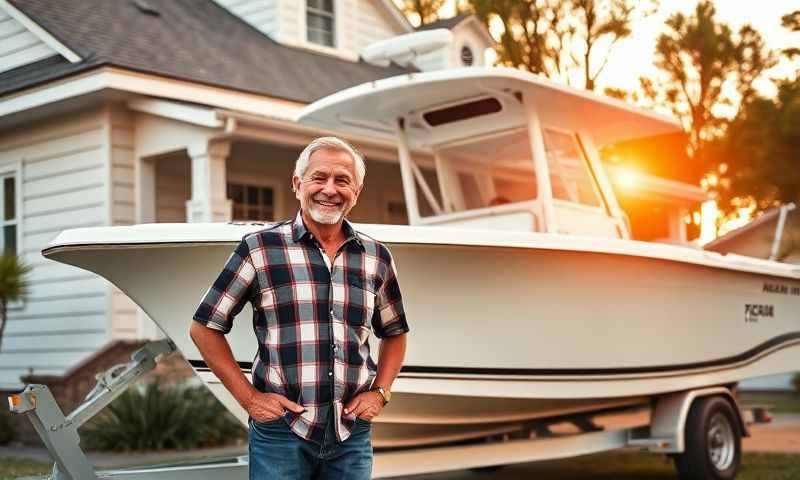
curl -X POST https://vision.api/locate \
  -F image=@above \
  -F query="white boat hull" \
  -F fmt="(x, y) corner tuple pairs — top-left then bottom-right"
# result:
(44, 223), (800, 448)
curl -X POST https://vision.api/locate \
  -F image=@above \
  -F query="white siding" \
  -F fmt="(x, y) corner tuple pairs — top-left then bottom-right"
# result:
(214, 0), (404, 57)
(212, 0), (281, 38)
(108, 108), (140, 340)
(0, 8), (59, 73)
(342, 0), (404, 54)
(276, 0), (302, 45)
(0, 109), (111, 387)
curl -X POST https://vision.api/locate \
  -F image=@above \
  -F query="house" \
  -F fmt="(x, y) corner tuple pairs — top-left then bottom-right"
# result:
(0, 0), (704, 388)
(704, 203), (799, 390)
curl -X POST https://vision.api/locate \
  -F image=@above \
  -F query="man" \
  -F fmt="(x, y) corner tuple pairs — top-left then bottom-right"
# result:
(190, 136), (408, 479)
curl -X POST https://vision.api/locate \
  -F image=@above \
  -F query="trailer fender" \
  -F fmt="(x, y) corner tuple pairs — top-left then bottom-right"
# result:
(646, 387), (747, 454)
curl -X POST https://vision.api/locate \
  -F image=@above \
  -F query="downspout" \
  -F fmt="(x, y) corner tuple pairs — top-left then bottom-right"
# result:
(769, 203), (796, 261)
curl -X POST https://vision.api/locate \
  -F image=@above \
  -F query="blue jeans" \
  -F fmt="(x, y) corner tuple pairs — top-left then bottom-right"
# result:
(248, 413), (373, 479)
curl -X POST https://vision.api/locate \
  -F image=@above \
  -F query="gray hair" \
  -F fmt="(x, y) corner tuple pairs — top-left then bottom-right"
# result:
(294, 137), (366, 187)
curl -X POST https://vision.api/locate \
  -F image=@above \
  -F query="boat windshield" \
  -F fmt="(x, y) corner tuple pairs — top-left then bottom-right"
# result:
(542, 129), (602, 207)
(436, 128), (537, 212)
(432, 126), (602, 211)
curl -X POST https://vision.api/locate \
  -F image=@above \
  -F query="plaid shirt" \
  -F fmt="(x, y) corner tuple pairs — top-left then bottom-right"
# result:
(193, 212), (408, 444)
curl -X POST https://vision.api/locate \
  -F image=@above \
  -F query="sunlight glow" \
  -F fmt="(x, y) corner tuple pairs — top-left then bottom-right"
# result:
(699, 200), (718, 245)
(615, 168), (639, 189)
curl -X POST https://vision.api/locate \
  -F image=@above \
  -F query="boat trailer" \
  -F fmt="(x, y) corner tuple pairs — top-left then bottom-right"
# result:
(8, 340), (748, 479)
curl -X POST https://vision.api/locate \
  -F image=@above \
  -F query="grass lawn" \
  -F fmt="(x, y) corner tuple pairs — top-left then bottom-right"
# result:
(471, 451), (800, 480)
(0, 456), (50, 480)
(739, 391), (800, 414)
(2, 452), (799, 479)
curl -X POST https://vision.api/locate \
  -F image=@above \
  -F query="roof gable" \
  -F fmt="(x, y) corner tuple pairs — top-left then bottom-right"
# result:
(0, 0), (80, 74)
(2, 0), (408, 102)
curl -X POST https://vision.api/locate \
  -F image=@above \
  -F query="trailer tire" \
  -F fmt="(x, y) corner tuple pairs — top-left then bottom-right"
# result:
(674, 395), (741, 480)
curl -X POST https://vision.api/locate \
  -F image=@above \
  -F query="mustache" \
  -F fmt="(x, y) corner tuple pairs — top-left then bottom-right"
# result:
(312, 194), (343, 203)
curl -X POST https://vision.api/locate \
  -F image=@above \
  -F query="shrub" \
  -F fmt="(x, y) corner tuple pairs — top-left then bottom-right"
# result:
(81, 380), (245, 451)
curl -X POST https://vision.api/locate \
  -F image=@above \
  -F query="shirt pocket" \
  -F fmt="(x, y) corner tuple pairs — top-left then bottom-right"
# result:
(342, 277), (376, 329)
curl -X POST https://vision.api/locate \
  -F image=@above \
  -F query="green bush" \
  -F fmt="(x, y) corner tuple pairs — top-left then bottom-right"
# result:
(81, 380), (245, 451)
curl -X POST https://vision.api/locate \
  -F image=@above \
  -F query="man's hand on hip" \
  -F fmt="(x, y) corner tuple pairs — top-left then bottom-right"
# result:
(344, 391), (385, 421)
(245, 391), (305, 422)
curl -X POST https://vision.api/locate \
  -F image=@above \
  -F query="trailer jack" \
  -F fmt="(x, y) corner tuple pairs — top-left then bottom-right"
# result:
(7, 339), (176, 480)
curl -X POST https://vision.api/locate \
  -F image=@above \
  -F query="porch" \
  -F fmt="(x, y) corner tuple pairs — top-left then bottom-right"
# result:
(128, 100), (417, 228)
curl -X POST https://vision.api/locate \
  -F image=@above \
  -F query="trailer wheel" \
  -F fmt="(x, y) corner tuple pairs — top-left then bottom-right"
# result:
(674, 396), (741, 480)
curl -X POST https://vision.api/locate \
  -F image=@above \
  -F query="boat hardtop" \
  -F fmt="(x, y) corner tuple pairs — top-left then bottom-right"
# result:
(298, 66), (682, 147)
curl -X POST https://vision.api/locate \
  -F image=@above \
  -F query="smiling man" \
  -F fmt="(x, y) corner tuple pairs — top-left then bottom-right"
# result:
(190, 137), (409, 479)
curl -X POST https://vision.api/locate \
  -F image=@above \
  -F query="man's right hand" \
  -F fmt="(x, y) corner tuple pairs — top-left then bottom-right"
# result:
(245, 391), (306, 422)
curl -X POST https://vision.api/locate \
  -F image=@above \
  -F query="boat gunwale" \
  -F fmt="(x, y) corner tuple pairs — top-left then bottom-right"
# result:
(42, 226), (800, 281)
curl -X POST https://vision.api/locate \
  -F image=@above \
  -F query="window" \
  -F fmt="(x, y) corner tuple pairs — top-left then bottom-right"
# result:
(460, 45), (474, 66)
(0, 174), (17, 255)
(543, 129), (602, 207)
(228, 182), (275, 222)
(384, 200), (408, 225)
(307, 0), (335, 47)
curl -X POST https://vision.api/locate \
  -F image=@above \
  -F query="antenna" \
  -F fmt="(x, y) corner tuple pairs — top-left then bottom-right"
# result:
(361, 29), (453, 68)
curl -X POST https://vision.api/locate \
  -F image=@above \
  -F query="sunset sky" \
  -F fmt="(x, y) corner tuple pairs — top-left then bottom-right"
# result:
(426, 1), (799, 102)
(397, 1), (798, 238)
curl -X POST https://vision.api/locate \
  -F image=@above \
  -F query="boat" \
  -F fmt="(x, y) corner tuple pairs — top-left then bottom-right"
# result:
(42, 66), (800, 464)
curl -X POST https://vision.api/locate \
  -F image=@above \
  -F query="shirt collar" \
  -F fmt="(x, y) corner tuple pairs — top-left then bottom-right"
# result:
(291, 211), (364, 250)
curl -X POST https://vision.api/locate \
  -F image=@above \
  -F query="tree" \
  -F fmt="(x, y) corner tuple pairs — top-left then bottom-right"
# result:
(567, 0), (644, 91)
(783, 10), (800, 59)
(0, 254), (31, 352)
(707, 77), (800, 214)
(468, 0), (650, 90)
(642, 1), (776, 158)
(469, 0), (555, 76)
(400, 0), (446, 26)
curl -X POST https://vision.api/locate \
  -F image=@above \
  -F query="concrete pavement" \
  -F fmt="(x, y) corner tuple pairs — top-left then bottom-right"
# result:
(1, 414), (799, 475)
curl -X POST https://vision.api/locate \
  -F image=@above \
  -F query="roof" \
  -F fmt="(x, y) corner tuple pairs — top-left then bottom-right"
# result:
(299, 67), (683, 147)
(1, 0), (409, 103)
(704, 204), (797, 251)
(416, 14), (471, 32)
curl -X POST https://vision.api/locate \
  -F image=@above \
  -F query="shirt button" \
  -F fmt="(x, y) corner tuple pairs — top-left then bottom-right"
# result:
(330, 309), (334, 316)
(328, 371), (333, 377)
(332, 344), (338, 351)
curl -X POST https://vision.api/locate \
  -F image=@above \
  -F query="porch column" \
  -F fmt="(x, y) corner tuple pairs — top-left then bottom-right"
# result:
(135, 155), (156, 223)
(668, 207), (688, 244)
(186, 141), (232, 222)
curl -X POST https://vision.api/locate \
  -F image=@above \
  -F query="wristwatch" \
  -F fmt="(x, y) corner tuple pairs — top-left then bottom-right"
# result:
(370, 386), (391, 405)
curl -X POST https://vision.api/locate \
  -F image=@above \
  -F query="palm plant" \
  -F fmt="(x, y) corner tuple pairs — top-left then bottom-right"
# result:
(82, 379), (246, 451)
(0, 253), (31, 352)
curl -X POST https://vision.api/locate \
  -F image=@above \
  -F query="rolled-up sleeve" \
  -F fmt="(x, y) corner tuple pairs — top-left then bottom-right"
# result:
(193, 237), (256, 334)
(371, 247), (409, 339)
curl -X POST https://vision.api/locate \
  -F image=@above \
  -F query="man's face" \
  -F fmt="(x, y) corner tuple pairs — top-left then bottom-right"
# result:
(293, 148), (362, 225)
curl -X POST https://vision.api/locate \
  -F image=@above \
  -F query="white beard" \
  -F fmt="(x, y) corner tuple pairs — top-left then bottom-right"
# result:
(307, 203), (344, 224)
